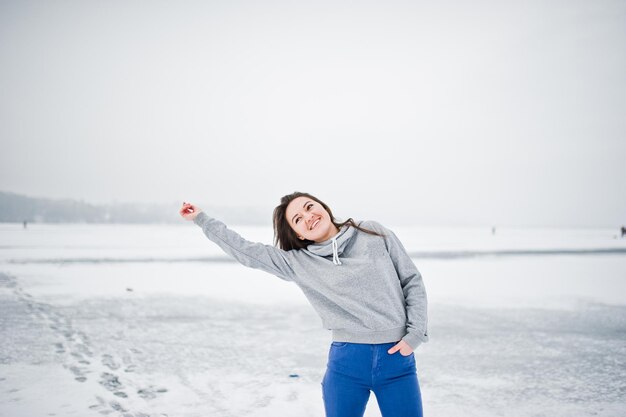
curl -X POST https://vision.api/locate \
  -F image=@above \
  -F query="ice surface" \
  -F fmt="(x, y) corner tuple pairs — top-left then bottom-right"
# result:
(1, 223), (625, 416)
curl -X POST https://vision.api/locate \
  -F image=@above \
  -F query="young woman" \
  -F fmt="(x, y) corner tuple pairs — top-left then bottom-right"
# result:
(179, 191), (428, 417)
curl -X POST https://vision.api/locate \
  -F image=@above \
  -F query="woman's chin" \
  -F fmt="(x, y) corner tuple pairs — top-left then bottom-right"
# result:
(311, 230), (332, 243)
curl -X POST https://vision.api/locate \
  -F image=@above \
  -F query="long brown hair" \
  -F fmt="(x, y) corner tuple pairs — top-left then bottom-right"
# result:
(272, 191), (384, 251)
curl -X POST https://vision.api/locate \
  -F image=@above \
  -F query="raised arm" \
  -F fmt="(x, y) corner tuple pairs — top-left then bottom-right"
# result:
(180, 202), (296, 281)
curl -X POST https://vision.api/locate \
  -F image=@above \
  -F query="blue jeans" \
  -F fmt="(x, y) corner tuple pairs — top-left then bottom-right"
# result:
(321, 341), (423, 417)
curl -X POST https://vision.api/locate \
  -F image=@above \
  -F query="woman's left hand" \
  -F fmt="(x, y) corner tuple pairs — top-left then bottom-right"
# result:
(387, 340), (413, 356)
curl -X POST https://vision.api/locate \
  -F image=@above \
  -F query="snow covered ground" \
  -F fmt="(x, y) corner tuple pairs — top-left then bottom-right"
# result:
(1, 222), (625, 416)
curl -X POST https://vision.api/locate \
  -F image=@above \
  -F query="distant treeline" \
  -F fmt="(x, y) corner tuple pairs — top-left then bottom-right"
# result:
(0, 191), (268, 225)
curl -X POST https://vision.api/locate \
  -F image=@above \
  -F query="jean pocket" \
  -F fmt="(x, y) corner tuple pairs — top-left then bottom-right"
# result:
(401, 352), (416, 367)
(331, 341), (348, 347)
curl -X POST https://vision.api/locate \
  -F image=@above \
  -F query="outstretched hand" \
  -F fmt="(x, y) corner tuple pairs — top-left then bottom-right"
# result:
(180, 202), (202, 221)
(387, 339), (413, 356)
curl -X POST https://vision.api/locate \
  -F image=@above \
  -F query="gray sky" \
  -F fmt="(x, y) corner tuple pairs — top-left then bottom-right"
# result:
(1, 0), (625, 227)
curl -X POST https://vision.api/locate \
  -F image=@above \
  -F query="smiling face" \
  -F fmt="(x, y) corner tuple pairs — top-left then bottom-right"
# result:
(285, 196), (340, 243)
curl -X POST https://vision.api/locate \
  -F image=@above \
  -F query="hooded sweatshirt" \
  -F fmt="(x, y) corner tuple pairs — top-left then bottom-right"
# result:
(193, 212), (429, 350)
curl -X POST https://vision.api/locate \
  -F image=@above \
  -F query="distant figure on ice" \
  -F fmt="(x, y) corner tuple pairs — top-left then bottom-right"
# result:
(180, 191), (428, 417)
(23, 220), (27, 229)
(491, 226), (496, 235)
(621, 226), (626, 238)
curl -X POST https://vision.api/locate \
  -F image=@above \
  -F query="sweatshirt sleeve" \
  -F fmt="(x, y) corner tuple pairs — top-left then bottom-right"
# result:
(380, 224), (429, 351)
(193, 211), (296, 281)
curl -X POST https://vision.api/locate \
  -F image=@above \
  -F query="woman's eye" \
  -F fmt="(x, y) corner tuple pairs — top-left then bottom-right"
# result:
(307, 204), (313, 210)
(295, 218), (300, 224)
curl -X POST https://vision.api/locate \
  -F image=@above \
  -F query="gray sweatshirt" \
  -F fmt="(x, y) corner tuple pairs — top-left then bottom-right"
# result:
(193, 212), (429, 350)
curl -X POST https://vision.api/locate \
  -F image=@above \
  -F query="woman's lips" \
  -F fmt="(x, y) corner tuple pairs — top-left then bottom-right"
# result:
(311, 218), (320, 230)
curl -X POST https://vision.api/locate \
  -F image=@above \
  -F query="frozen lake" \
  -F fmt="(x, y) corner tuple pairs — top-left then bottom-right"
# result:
(1, 222), (625, 416)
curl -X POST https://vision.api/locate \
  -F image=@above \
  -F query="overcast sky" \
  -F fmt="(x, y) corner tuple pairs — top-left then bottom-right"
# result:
(1, 0), (624, 227)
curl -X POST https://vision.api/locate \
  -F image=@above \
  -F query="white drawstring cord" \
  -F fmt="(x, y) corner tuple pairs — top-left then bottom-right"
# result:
(331, 238), (342, 265)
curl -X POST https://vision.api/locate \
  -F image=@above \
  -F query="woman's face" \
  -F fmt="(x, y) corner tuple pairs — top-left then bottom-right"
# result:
(285, 196), (338, 243)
